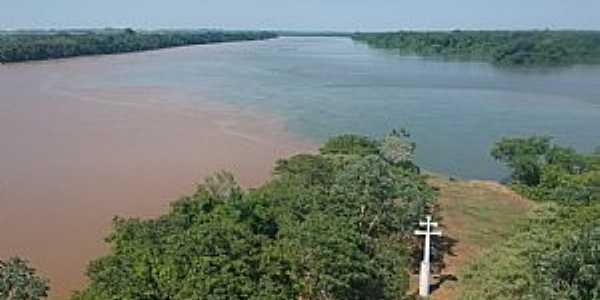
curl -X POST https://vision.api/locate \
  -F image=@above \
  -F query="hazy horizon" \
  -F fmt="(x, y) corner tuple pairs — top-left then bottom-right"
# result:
(3, 0), (600, 31)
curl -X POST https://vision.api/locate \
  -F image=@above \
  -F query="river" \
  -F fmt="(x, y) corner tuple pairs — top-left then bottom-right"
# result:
(1, 36), (600, 298)
(96, 36), (600, 179)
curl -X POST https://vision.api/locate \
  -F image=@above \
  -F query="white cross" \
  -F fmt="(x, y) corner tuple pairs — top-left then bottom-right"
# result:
(414, 215), (442, 298)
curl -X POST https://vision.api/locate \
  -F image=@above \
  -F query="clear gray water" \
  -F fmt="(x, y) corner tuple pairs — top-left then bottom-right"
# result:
(96, 37), (600, 179)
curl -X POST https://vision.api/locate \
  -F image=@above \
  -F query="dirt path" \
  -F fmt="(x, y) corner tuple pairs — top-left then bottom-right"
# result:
(426, 178), (535, 300)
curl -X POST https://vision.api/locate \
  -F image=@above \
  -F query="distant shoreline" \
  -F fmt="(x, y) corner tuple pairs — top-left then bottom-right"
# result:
(0, 29), (278, 64)
(353, 30), (600, 67)
(6, 29), (600, 67)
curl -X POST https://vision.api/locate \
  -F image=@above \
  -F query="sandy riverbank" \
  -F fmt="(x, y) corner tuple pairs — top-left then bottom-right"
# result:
(0, 61), (314, 299)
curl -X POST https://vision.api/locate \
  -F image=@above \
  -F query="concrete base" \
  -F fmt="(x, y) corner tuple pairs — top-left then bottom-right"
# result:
(419, 261), (431, 298)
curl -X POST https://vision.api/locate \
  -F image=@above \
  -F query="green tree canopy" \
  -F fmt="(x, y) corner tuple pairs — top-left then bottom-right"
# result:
(319, 134), (379, 156)
(491, 136), (598, 204)
(71, 134), (436, 300)
(0, 30), (278, 63)
(540, 223), (600, 299)
(353, 31), (600, 67)
(0, 257), (49, 300)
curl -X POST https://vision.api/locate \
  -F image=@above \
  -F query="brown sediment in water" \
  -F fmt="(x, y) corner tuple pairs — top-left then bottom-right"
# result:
(0, 60), (315, 299)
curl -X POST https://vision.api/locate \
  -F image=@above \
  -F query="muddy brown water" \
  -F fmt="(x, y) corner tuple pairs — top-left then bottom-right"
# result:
(0, 57), (313, 299)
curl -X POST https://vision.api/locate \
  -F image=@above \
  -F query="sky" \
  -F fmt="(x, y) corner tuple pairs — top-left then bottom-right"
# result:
(2, 0), (600, 31)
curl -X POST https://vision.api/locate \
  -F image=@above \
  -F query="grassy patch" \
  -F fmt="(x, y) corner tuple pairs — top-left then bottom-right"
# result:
(425, 178), (535, 300)
(459, 203), (600, 300)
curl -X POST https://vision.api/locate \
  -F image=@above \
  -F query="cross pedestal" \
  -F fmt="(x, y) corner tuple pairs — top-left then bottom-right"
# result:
(419, 261), (431, 297)
(414, 216), (442, 298)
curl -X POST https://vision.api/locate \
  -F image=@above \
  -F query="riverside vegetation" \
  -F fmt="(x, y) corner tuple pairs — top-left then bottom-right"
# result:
(6, 29), (600, 67)
(461, 137), (600, 300)
(352, 31), (600, 67)
(0, 29), (277, 63)
(2, 133), (600, 299)
(0, 257), (49, 299)
(67, 132), (437, 300)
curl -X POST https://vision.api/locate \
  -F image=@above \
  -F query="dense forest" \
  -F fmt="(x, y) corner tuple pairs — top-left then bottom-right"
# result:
(0, 29), (277, 63)
(352, 30), (600, 66)
(67, 132), (437, 300)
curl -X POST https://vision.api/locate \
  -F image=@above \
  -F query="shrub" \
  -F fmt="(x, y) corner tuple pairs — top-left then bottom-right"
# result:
(0, 257), (49, 300)
(536, 224), (600, 299)
(491, 136), (598, 204)
(320, 134), (379, 156)
(379, 131), (415, 165)
(461, 203), (600, 300)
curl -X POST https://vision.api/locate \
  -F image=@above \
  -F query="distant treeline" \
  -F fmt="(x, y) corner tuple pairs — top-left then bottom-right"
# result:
(0, 29), (277, 63)
(352, 30), (600, 66)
